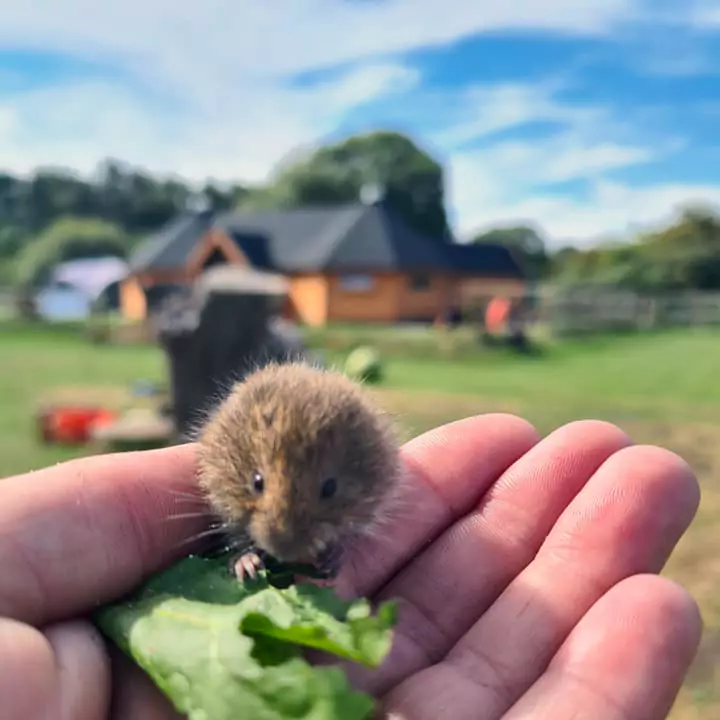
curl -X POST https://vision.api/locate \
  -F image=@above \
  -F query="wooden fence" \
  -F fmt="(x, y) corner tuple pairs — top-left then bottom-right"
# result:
(3, 284), (720, 340)
(533, 287), (720, 335)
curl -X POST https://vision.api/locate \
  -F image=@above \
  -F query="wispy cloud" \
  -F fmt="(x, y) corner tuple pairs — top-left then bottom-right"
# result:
(437, 74), (693, 244)
(687, 0), (720, 26)
(447, 133), (667, 239)
(0, 61), (419, 181)
(1, 0), (720, 245)
(463, 179), (720, 245)
(0, 1), (636, 85)
(430, 77), (611, 149)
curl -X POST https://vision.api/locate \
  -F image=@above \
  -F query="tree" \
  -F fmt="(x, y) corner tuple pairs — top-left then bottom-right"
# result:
(15, 217), (129, 288)
(471, 225), (549, 280)
(548, 204), (720, 291)
(243, 130), (451, 240)
(0, 226), (27, 260)
(201, 182), (251, 212)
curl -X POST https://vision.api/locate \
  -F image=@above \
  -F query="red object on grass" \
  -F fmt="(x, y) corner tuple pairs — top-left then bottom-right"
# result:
(39, 406), (118, 445)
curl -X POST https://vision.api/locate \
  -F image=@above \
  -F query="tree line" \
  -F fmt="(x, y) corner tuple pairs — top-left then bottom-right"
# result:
(1, 129), (719, 292)
(549, 206), (720, 291)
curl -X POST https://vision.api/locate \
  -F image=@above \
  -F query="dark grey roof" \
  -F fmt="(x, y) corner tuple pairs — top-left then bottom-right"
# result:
(129, 201), (525, 278)
(217, 202), (449, 273)
(322, 203), (450, 271)
(216, 204), (366, 272)
(443, 242), (525, 278)
(128, 210), (214, 272)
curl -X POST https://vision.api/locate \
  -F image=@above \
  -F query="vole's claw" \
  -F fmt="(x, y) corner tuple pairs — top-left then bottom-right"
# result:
(231, 551), (266, 582)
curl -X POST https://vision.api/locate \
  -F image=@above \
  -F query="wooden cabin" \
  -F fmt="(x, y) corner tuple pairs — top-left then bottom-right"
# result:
(121, 199), (526, 327)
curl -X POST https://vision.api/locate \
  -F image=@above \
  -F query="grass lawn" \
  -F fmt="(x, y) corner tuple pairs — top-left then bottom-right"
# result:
(1, 322), (719, 718)
(0, 324), (166, 474)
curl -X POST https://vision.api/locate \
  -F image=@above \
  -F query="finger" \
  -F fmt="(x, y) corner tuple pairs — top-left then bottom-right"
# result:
(336, 413), (540, 599)
(0, 443), (205, 626)
(382, 444), (699, 719)
(44, 620), (111, 720)
(352, 419), (632, 694)
(502, 575), (702, 720)
(0, 619), (57, 719)
(109, 646), (184, 720)
(0, 618), (110, 720)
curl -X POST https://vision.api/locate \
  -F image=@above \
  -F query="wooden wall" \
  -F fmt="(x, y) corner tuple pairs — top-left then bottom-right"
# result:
(119, 277), (147, 320)
(288, 274), (329, 326)
(325, 273), (402, 323)
(121, 248), (527, 327)
(397, 273), (450, 321)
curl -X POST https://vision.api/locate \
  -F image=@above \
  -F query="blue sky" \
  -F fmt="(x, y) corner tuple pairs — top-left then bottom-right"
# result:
(2, 1), (720, 246)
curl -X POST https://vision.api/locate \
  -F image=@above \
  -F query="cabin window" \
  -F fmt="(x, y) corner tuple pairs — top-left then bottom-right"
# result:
(409, 274), (431, 292)
(339, 274), (374, 292)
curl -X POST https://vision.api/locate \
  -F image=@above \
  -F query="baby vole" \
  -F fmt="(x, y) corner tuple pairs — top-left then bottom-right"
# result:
(196, 361), (402, 581)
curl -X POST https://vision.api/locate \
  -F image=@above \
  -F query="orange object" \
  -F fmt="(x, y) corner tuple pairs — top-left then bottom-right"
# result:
(485, 296), (511, 333)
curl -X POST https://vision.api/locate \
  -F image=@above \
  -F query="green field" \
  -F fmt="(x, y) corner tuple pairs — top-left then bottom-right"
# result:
(1, 322), (719, 718)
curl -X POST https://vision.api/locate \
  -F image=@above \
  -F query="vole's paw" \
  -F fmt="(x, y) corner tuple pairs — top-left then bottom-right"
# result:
(231, 551), (265, 581)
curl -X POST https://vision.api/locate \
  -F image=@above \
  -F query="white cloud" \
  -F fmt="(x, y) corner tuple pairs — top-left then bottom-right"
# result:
(3, 0), (635, 185)
(510, 182), (720, 245)
(0, 62), (419, 182)
(435, 74), (717, 245)
(431, 79), (610, 147)
(449, 132), (661, 196)
(446, 133), (659, 237)
(449, 148), (720, 246)
(1, 0), (719, 246)
(0, 0), (636, 89)
(688, 0), (720, 25)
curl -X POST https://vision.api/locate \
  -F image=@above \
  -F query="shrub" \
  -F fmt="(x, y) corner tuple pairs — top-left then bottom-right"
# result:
(344, 345), (383, 383)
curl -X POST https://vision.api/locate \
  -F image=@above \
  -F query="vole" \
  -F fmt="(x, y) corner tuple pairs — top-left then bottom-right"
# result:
(196, 361), (402, 581)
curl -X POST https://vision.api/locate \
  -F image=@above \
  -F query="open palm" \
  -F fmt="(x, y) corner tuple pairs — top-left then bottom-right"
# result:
(0, 414), (702, 719)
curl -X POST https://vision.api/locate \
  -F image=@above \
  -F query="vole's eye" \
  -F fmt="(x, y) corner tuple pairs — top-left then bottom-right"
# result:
(252, 471), (264, 494)
(320, 477), (337, 500)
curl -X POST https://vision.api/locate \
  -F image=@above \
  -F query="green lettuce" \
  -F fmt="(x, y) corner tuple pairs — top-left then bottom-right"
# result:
(93, 553), (397, 720)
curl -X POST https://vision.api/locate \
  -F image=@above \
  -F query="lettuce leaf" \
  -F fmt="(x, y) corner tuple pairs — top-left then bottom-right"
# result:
(94, 553), (396, 720)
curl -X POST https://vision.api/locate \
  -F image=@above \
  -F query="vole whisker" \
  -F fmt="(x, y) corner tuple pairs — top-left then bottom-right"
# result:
(158, 496), (210, 511)
(161, 511), (217, 523)
(175, 525), (230, 551)
(166, 498), (209, 510)
(153, 485), (206, 501)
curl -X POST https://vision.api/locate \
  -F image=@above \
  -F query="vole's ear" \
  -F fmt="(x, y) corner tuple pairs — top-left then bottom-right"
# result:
(262, 408), (275, 427)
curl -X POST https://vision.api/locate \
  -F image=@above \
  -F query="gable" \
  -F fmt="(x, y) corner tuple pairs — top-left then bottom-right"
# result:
(129, 210), (214, 272)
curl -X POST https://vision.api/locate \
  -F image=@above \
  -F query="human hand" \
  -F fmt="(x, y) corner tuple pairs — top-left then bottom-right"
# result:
(0, 415), (702, 719)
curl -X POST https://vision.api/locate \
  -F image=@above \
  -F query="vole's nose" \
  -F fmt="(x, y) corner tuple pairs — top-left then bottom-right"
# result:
(258, 526), (312, 563)
(313, 541), (344, 578)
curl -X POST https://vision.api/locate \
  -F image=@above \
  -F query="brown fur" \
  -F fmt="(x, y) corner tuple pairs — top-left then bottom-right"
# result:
(196, 361), (401, 564)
